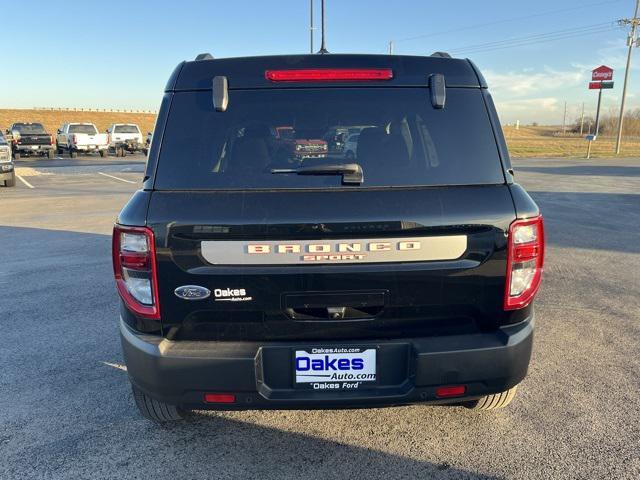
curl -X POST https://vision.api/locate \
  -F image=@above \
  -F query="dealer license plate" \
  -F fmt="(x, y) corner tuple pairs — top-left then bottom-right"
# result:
(293, 347), (376, 390)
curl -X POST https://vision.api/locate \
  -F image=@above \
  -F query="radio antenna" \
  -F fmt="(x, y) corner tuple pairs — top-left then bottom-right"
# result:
(318, 0), (329, 54)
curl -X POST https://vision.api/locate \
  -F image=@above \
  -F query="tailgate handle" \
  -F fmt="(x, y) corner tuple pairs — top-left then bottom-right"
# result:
(283, 291), (387, 321)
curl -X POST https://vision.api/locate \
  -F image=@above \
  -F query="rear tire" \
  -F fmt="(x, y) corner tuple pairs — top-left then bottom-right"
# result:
(99, 149), (106, 158)
(4, 173), (16, 187)
(70, 149), (78, 158)
(13, 151), (20, 160)
(56, 144), (63, 154)
(464, 386), (518, 411)
(47, 149), (54, 159)
(131, 384), (184, 422)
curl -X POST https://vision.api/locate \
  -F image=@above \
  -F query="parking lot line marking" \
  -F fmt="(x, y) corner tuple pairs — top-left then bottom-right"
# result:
(98, 172), (137, 184)
(16, 175), (35, 189)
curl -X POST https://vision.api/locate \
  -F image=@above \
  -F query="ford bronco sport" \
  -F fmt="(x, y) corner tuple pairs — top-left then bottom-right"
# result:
(113, 53), (544, 421)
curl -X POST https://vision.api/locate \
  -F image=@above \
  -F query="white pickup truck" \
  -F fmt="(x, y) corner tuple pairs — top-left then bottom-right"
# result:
(56, 123), (109, 158)
(106, 124), (145, 157)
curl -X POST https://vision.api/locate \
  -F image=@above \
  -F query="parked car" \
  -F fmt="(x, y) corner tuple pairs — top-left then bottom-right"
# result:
(106, 123), (144, 157)
(6, 123), (55, 159)
(56, 123), (109, 158)
(144, 132), (152, 156)
(114, 53), (543, 422)
(0, 133), (15, 187)
(342, 132), (359, 159)
(273, 126), (328, 162)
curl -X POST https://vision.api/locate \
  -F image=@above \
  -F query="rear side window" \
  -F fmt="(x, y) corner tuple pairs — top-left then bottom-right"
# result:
(69, 124), (98, 135)
(155, 88), (504, 190)
(114, 125), (140, 133)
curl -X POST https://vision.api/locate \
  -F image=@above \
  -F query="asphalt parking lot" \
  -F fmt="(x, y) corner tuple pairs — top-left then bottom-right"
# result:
(1, 154), (639, 479)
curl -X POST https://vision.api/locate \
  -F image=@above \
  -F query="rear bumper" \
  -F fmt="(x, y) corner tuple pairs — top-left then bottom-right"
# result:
(73, 145), (107, 151)
(14, 145), (53, 152)
(121, 316), (534, 410)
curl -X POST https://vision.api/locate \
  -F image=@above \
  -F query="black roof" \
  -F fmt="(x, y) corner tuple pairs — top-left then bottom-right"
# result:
(165, 54), (487, 91)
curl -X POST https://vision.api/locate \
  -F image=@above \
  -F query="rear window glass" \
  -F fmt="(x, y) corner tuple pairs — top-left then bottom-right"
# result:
(13, 123), (46, 134)
(155, 88), (504, 189)
(69, 124), (98, 135)
(114, 125), (140, 133)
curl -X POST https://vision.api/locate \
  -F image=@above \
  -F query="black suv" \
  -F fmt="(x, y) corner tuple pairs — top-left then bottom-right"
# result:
(113, 53), (544, 421)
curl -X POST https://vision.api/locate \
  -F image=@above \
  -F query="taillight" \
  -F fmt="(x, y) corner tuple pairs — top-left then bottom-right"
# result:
(71, 134), (76, 145)
(504, 216), (545, 310)
(112, 225), (160, 319)
(265, 68), (393, 82)
(50, 136), (54, 145)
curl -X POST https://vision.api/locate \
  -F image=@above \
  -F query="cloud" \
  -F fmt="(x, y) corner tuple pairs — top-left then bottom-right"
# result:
(484, 67), (587, 97)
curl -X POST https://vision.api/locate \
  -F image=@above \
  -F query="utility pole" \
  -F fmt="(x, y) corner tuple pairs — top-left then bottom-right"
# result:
(579, 102), (585, 135)
(388, 40), (394, 55)
(615, 0), (640, 154)
(310, 0), (314, 54)
(562, 101), (568, 135)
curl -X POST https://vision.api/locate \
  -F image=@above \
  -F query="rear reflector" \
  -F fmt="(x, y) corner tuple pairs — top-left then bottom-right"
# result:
(265, 68), (393, 82)
(204, 393), (236, 404)
(435, 385), (466, 398)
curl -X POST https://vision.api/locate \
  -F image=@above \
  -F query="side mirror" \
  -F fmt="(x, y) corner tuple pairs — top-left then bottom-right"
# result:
(57, 129), (62, 134)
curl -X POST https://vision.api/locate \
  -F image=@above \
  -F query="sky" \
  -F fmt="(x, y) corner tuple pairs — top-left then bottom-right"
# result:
(0, 0), (638, 125)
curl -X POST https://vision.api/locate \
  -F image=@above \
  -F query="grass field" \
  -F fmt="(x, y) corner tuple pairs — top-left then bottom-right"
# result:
(504, 125), (640, 158)
(0, 109), (157, 137)
(2, 109), (639, 158)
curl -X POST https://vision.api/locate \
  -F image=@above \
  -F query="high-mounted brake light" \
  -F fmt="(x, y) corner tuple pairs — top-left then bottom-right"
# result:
(504, 216), (545, 310)
(265, 68), (393, 82)
(112, 225), (161, 319)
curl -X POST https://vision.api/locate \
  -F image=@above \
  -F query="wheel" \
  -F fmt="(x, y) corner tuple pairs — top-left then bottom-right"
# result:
(4, 172), (16, 187)
(142, 148), (148, 156)
(99, 149), (106, 158)
(46, 149), (54, 159)
(131, 384), (184, 422)
(464, 386), (518, 411)
(13, 151), (20, 160)
(70, 149), (78, 158)
(56, 143), (63, 154)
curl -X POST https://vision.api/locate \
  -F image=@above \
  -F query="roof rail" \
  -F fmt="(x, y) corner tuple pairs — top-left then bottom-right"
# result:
(430, 52), (452, 58)
(195, 53), (214, 61)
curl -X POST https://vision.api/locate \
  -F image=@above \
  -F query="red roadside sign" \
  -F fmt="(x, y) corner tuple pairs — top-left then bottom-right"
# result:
(592, 65), (613, 81)
(589, 82), (603, 89)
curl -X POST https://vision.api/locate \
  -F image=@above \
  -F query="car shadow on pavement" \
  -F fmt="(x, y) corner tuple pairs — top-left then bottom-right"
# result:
(122, 410), (501, 480)
(528, 191), (640, 254)
(515, 165), (640, 177)
(0, 225), (501, 480)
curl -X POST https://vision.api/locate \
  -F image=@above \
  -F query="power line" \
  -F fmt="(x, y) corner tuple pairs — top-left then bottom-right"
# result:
(450, 22), (614, 52)
(394, 0), (624, 44)
(450, 23), (618, 55)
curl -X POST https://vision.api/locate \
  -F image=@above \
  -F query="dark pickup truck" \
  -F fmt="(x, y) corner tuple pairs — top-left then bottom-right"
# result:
(7, 123), (55, 159)
(113, 53), (544, 422)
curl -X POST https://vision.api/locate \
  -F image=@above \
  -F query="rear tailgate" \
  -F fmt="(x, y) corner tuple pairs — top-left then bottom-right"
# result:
(17, 134), (51, 146)
(148, 186), (515, 341)
(74, 133), (109, 146)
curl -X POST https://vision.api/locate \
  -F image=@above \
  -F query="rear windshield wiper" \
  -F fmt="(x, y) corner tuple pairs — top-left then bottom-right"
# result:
(271, 163), (363, 185)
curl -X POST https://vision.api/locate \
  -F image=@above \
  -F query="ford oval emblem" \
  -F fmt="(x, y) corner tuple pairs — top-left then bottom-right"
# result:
(174, 285), (211, 301)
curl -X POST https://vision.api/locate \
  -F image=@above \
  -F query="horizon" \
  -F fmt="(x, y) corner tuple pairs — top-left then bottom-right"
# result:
(1, 0), (638, 125)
